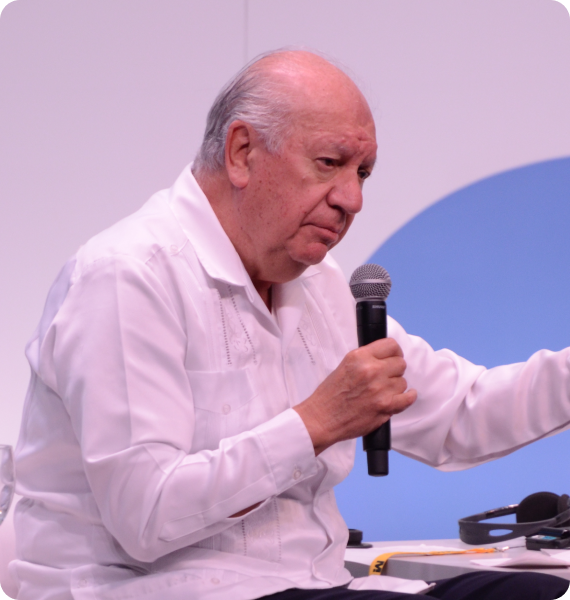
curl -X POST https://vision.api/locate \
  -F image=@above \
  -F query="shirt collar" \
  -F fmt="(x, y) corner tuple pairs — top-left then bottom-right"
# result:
(167, 164), (322, 298)
(168, 164), (254, 289)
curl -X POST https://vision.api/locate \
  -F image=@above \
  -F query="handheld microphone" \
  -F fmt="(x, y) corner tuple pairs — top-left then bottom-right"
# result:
(349, 264), (392, 477)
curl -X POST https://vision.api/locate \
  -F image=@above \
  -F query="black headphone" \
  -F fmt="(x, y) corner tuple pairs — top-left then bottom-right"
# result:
(459, 491), (570, 545)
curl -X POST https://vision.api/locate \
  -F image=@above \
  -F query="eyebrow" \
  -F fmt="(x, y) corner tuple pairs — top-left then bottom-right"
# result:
(326, 143), (377, 165)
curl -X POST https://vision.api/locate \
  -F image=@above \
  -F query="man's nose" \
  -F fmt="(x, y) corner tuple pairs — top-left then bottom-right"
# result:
(327, 171), (364, 215)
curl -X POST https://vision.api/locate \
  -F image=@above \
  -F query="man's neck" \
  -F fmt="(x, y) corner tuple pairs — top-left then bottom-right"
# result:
(257, 284), (272, 311)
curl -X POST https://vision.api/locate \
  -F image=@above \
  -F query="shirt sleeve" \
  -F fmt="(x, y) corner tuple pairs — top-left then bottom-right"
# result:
(389, 316), (570, 470)
(38, 255), (318, 563)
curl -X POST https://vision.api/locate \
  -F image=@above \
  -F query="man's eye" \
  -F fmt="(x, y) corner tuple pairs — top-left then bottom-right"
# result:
(318, 158), (335, 168)
(358, 169), (371, 180)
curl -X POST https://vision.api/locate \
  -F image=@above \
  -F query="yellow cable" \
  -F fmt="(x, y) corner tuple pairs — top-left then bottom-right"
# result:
(368, 548), (498, 575)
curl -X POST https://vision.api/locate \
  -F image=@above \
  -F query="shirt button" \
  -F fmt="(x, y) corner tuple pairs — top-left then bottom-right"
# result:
(170, 244), (178, 254)
(211, 577), (220, 584)
(293, 468), (302, 480)
(78, 579), (88, 588)
(222, 404), (231, 415)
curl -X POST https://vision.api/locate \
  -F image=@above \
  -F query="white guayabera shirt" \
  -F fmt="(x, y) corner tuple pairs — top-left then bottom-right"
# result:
(12, 166), (570, 600)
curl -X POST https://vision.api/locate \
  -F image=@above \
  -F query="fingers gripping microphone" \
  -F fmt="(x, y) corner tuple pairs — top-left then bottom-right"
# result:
(349, 264), (392, 477)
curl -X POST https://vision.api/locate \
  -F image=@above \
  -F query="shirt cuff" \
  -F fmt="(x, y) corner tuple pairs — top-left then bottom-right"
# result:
(255, 408), (319, 493)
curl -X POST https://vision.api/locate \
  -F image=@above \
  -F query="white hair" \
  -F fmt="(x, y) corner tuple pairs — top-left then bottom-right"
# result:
(193, 50), (297, 173)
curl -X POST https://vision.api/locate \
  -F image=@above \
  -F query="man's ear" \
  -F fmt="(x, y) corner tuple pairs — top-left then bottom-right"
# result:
(225, 121), (254, 189)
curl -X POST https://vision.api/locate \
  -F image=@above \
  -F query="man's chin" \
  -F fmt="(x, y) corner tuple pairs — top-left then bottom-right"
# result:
(257, 249), (328, 287)
(291, 246), (329, 275)
(289, 245), (330, 268)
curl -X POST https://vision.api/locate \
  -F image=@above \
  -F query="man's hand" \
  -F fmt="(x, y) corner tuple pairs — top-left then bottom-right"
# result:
(293, 338), (417, 455)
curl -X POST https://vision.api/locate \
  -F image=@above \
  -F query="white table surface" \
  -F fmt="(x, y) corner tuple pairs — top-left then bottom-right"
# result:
(344, 538), (570, 582)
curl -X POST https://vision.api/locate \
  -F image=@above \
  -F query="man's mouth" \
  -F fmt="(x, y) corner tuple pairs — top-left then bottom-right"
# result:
(310, 220), (344, 235)
(308, 223), (343, 245)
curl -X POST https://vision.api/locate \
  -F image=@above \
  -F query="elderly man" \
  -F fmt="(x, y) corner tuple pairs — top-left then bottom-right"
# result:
(12, 51), (570, 600)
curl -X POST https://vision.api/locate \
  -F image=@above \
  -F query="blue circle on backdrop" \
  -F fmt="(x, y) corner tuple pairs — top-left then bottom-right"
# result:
(335, 156), (570, 542)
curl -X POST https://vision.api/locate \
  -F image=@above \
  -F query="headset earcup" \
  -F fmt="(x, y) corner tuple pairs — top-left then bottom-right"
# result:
(516, 492), (560, 523)
(557, 494), (570, 525)
(557, 494), (570, 513)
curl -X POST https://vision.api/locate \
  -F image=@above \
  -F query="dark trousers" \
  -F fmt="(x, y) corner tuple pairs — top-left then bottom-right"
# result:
(260, 571), (569, 600)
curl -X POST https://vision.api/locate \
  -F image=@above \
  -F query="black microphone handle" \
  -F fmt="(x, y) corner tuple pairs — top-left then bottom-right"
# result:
(356, 299), (390, 477)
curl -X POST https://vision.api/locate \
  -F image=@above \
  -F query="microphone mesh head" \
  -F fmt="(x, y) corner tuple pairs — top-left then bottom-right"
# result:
(349, 264), (392, 300)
